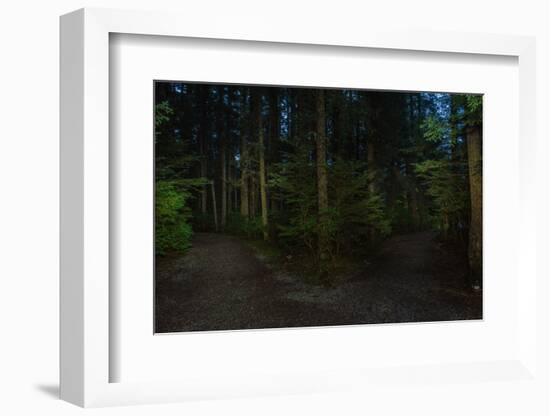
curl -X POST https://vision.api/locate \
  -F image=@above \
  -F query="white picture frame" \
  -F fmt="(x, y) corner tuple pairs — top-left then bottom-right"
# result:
(60, 7), (538, 408)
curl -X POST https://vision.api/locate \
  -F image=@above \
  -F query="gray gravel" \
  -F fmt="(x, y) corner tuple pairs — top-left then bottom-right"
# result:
(155, 232), (482, 333)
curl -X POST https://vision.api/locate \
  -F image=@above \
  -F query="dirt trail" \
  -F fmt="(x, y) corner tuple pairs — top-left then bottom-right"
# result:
(155, 232), (481, 333)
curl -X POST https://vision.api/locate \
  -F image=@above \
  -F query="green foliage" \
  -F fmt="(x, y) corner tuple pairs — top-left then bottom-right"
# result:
(329, 160), (391, 254)
(154, 100), (199, 255)
(465, 95), (482, 126)
(270, 142), (319, 255)
(416, 95), (473, 238)
(414, 159), (468, 235)
(466, 95), (482, 114)
(270, 144), (391, 263)
(155, 180), (193, 255)
(155, 101), (173, 128)
(422, 115), (449, 143)
(448, 94), (482, 128)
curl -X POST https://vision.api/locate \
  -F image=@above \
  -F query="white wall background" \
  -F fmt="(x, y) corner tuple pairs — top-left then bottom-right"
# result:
(1, 0), (548, 415)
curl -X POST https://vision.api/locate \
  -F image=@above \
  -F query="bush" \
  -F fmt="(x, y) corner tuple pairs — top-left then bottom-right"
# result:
(155, 180), (193, 255)
(270, 144), (391, 262)
(415, 159), (468, 239)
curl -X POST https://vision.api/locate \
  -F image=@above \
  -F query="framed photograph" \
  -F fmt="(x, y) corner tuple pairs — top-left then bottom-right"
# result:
(152, 81), (483, 334)
(60, 8), (538, 407)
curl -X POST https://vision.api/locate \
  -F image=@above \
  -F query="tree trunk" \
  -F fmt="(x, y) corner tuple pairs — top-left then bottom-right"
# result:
(218, 88), (227, 229)
(467, 125), (482, 288)
(240, 90), (249, 219)
(250, 173), (257, 217)
(269, 90), (279, 212)
(210, 181), (218, 232)
(233, 162), (238, 212)
(254, 91), (269, 240)
(367, 140), (377, 242)
(198, 87), (209, 214)
(316, 90), (329, 273)
(220, 146), (227, 227)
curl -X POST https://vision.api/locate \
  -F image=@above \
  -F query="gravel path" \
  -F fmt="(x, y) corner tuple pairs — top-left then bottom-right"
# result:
(155, 232), (482, 333)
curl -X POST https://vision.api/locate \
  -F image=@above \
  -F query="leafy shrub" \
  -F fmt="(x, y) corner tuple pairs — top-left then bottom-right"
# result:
(329, 160), (391, 254)
(414, 159), (468, 238)
(270, 142), (319, 256)
(155, 180), (193, 255)
(270, 143), (392, 262)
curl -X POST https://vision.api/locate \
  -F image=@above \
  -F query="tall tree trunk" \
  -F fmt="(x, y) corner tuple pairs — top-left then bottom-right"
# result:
(220, 145), (227, 227)
(240, 90), (249, 219)
(269, 90), (279, 212)
(449, 95), (460, 240)
(467, 125), (482, 288)
(218, 87), (227, 229)
(228, 162), (234, 213)
(210, 181), (218, 232)
(254, 91), (269, 240)
(198, 87), (209, 214)
(233, 163), (238, 212)
(367, 140), (377, 243)
(316, 90), (329, 274)
(407, 93), (421, 231)
(250, 173), (257, 217)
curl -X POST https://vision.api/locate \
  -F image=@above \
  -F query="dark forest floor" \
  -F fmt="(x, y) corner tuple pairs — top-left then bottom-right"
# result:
(155, 232), (482, 333)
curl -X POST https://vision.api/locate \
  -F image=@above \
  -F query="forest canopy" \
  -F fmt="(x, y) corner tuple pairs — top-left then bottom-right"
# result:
(154, 82), (482, 288)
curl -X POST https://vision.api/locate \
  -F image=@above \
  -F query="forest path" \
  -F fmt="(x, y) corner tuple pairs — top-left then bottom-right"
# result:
(370, 231), (437, 277)
(155, 233), (277, 332)
(352, 230), (480, 322)
(155, 231), (481, 333)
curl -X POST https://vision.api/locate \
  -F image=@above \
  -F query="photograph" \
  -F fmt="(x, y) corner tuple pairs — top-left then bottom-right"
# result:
(154, 82), (483, 333)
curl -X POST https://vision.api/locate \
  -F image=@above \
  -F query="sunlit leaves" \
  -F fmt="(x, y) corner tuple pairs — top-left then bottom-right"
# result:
(155, 180), (193, 255)
(422, 115), (449, 143)
(155, 101), (173, 128)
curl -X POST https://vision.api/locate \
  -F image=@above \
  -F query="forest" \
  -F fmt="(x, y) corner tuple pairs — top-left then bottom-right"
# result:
(154, 82), (482, 333)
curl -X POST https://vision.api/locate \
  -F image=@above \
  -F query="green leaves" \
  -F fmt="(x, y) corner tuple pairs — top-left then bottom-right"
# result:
(154, 101), (173, 128)
(422, 115), (448, 143)
(330, 160), (391, 240)
(466, 95), (482, 114)
(414, 159), (468, 233)
(269, 142), (319, 254)
(155, 180), (193, 255)
(269, 148), (391, 262)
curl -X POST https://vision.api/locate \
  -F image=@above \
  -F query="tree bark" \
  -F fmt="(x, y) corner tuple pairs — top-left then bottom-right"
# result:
(210, 181), (218, 232)
(250, 173), (257, 218)
(268, 90), (279, 212)
(316, 90), (329, 269)
(240, 90), (249, 219)
(367, 140), (377, 242)
(467, 124), (482, 288)
(218, 88), (227, 229)
(254, 91), (269, 240)
(220, 145), (227, 227)
(198, 86), (209, 214)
